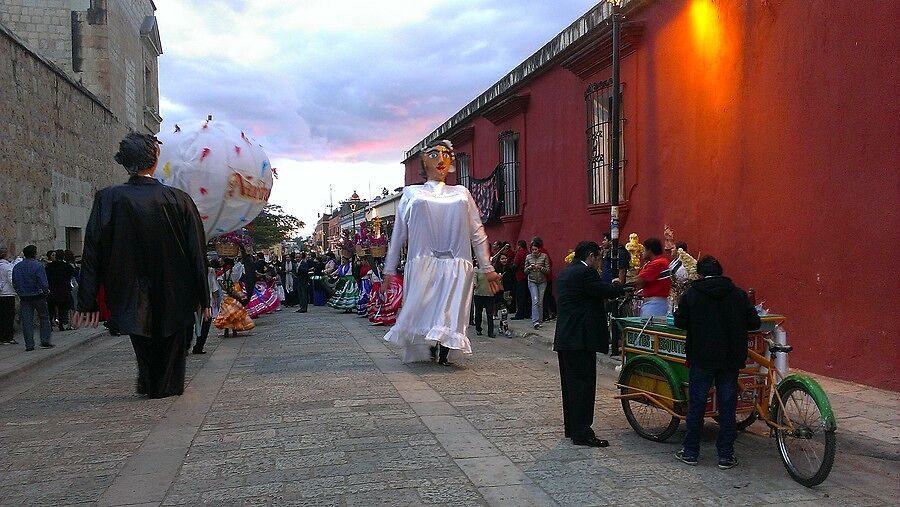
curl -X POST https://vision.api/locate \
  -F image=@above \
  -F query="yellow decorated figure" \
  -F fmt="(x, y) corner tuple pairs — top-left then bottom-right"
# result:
(625, 233), (643, 271)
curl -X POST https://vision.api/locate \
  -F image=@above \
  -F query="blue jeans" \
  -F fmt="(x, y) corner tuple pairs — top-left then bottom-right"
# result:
(640, 297), (667, 317)
(528, 280), (546, 325)
(19, 297), (52, 349)
(681, 366), (738, 459)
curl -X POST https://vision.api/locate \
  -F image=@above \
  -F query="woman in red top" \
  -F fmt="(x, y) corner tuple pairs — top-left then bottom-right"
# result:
(635, 237), (672, 317)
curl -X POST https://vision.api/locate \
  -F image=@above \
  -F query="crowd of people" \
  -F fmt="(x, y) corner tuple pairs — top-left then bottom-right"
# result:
(0, 246), (82, 350)
(9, 132), (756, 471)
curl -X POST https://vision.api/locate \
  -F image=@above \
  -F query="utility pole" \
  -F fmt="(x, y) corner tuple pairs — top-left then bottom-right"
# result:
(610, 0), (622, 265)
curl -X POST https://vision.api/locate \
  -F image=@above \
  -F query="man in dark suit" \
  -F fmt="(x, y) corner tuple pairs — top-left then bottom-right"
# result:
(295, 252), (311, 313)
(554, 241), (626, 447)
(73, 132), (209, 399)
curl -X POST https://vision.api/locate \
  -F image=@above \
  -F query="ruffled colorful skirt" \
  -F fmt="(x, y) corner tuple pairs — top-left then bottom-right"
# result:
(370, 275), (402, 327)
(328, 275), (359, 311)
(247, 284), (280, 318)
(213, 296), (255, 332)
(356, 279), (372, 316)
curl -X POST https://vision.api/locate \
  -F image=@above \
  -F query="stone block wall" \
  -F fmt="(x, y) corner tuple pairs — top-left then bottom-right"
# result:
(0, 0), (160, 134)
(0, 23), (126, 256)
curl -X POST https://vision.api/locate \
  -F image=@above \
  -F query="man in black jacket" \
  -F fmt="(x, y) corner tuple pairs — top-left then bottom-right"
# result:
(73, 132), (209, 399)
(295, 252), (311, 313)
(553, 241), (625, 447)
(673, 255), (760, 469)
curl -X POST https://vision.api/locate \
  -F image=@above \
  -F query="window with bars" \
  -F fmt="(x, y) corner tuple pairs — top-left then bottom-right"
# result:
(586, 81), (625, 205)
(456, 153), (471, 189)
(499, 131), (520, 216)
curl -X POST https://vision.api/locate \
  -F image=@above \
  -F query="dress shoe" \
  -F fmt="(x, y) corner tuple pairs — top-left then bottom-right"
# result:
(487, 333), (495, 338)
(40, 343), (55, 348)
(572, 436), (609, 448)
(476, 330), (483, 336)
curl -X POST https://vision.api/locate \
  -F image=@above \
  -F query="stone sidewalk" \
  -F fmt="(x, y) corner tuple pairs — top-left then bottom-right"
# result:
(0, 306), (896, 506)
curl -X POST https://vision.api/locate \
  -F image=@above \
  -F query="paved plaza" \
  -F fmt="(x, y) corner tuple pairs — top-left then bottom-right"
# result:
(0, 307), (897, 506)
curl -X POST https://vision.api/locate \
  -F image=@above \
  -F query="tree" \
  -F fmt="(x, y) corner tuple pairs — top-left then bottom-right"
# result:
(247, 204), (305, 248)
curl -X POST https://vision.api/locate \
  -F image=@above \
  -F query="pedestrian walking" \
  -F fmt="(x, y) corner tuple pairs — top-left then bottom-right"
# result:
(0, 246), (18, 344)
(73, 132), (209, 399)
(382, 139), (501, 365)
(12, 245), (53, 351)
(553, 241), (625, 447)
(674, 255), (761, 469)
(525, 238), (551, 329)
(46, 249), (75, 331)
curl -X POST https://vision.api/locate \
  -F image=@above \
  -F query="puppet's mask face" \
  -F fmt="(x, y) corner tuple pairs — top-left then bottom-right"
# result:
(422, 146), (454, 181)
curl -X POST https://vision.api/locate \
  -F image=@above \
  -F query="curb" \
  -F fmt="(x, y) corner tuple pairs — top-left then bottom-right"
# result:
(513, 327), (623, 371)
(0, 329), (110, 382)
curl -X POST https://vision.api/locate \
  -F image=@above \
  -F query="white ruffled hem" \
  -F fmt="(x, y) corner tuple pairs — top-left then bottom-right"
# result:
(384, 325), (472, 363)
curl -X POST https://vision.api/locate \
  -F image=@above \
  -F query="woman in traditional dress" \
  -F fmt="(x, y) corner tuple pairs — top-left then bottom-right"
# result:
(247, 270), (280, 318)
(356, 258), (373, 316)
(382, 140), (501, 364)
(371, 270), (402, 326)
(327, 254), (359, 312)
(214, 259), (255, 335)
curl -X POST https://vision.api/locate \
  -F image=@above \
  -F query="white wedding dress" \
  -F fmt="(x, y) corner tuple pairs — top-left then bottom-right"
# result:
(383, 180), (494, 362)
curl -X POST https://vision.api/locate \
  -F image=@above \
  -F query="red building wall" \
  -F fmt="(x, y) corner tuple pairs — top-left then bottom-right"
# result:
(404, 0), (900, 389)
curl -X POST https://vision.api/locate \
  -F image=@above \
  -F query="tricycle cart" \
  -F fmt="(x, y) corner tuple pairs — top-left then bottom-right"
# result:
(614, 315), (836, 487)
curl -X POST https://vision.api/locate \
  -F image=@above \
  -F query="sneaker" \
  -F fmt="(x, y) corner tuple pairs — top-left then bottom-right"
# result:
(533, 322), (540, 330)
(718, 456), (738, 469)
(675, 449), (698, 465)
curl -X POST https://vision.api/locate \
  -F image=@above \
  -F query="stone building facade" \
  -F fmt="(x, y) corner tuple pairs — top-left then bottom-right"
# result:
(0, 0), (162, 133)
(0, 0), (161, 257)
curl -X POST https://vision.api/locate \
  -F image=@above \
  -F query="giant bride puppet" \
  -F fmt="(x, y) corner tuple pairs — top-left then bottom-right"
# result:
(383, 140), (501, 364)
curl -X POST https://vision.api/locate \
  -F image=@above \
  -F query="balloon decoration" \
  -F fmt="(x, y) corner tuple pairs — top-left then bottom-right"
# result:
(156, 119), (275, 240)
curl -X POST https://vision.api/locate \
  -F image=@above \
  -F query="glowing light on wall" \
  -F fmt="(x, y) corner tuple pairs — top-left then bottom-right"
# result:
(690, 0), (725, 63)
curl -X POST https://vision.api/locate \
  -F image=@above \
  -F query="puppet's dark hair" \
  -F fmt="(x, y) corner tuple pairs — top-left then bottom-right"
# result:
(114, 132), (159, 175)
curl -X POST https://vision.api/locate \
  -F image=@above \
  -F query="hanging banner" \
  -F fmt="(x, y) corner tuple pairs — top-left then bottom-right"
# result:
(467, 164), (503, 224)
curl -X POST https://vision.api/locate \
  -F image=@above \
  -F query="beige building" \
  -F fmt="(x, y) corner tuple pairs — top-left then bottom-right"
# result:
(0, 0), (161, 256)
(0, 0), (162, 134)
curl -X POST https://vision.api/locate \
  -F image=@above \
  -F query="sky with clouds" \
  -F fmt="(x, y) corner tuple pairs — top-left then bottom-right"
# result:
(155, 0), (598, 234)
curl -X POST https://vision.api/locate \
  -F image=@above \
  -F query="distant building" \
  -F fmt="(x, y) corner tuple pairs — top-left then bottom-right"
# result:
(401, 0), (898, 390)
(0, 0), (161, 256)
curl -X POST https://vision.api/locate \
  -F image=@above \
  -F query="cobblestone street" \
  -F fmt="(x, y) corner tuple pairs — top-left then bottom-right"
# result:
(0, 307), (897, 506)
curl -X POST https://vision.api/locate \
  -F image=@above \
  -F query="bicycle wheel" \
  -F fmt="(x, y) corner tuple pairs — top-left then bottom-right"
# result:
(619, 359), (681, 441)
(774, 383), (836, 487)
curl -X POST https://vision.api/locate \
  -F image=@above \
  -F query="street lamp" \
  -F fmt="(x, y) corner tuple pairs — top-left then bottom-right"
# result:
(609, 0), (623, 267)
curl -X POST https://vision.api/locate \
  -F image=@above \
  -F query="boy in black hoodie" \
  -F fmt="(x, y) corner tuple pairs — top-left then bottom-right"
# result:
(673, 255), (761, 469)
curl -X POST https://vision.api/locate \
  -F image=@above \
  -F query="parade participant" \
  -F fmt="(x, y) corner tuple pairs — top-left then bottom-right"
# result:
(553, 241), (625, 447)
(382, 139), (501, 364)
(73, 132), (209, 399)
(674, 255), (760, 469)
(356, 258), (373, 316)
(635, 237), (672, 317)
(327, 253), (359, 312)
(246, 269), (280, 318)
